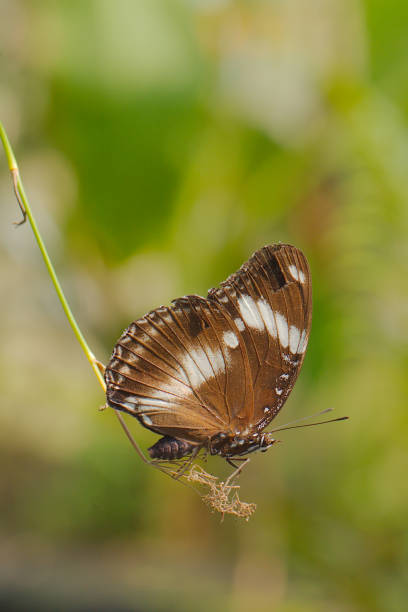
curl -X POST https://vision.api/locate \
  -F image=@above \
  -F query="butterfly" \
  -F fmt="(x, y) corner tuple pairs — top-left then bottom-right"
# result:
(105, 244), (312, 464)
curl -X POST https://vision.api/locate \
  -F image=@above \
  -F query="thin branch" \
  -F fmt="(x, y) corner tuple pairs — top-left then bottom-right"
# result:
(0, 120), (146, 459)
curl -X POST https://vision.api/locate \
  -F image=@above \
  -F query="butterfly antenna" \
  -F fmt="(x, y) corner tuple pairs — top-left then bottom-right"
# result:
(270, 415), (348, 433)
(268, 407), (334, 432)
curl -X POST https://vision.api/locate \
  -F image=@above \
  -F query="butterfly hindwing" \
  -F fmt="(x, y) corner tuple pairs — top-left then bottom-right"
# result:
(105, 296), (254, 442)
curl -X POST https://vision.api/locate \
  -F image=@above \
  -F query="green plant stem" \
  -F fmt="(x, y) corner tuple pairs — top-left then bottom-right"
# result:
(0, 121), (105, 389)
(0, 120), (149, 464)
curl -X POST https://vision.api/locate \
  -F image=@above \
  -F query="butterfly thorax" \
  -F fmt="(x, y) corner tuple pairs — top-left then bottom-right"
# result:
(210, 431), (278, 457)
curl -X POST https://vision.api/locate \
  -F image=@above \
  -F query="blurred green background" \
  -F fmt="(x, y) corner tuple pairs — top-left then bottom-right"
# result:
(1, 1), (408, 610)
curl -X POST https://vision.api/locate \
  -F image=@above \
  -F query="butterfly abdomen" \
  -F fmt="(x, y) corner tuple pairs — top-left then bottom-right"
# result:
(148, 436), (195, 460)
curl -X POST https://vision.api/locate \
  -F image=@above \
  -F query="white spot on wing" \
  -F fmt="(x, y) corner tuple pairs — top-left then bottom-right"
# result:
(223, 330), (239, 349)
(121, 401), (137, 411)
(205, 346), (225, 377)
(289, 325), (301, 354)
(257, 299), (277, 337)
(136, 398), (169, 410)
(288, 265), (306, 284)
(234, 318), (245, 332)
(237, 295), (264, 331)
(274, 312), (289, 348)
(119, 364), (132, 376)
(297, 329), (308, 354)
(275, 387), (283, 395)
(140, 414), (153, 426)
(288, 265), (299, 281)
(182, 357), (205, 388)
(182, 348), (214, 387)
(124, 395), (137, 404)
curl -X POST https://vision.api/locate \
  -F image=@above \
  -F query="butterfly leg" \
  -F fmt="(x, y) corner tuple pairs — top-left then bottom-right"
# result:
(226, 457), (248, 470)
(114, 411), (152, 465)
(200, 446), (209, 464)
(173, 445), (201, 480)
(94, 359), (106, 375)
(113, 415), (190, 478)
(225, 458), (250, 485)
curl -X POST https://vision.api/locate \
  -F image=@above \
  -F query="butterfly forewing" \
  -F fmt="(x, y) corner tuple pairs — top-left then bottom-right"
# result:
(105, 244), (312, 449)
(208, 244), (311, 428)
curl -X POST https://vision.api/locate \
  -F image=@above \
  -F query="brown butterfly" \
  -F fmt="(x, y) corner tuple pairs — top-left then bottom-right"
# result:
(105, 244), (313, 464)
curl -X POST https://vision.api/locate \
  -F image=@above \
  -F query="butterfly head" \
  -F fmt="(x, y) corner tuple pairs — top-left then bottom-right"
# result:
(259, 432), (280, 452)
